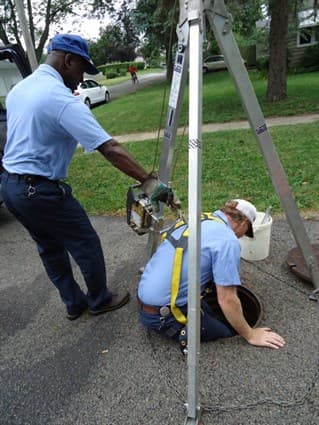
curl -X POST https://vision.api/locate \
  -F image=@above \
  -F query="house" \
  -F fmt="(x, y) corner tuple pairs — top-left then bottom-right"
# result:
(289, 4), (319, 67)
(256, 1), (319, 69)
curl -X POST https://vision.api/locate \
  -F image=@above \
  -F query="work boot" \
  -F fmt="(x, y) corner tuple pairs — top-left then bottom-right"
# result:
(88, 290), (130, 316)
(66, 301), (88, 321)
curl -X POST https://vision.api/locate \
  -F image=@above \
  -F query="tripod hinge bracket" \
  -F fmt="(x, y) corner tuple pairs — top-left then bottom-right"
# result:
(222, 16), (232, 35)
(188, 9), (201, 22)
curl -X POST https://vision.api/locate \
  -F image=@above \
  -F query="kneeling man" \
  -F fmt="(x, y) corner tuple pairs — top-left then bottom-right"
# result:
(137, 199), (285, 350)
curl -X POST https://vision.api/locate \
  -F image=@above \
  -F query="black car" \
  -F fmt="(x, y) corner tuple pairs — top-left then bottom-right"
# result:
(0, 44), (32, 206)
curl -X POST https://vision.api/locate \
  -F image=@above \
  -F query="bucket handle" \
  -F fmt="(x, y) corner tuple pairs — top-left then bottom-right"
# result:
(261, 206), (272, 225)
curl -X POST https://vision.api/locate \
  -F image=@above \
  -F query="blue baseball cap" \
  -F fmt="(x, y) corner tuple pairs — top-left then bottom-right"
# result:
(47, 34), (99, 75)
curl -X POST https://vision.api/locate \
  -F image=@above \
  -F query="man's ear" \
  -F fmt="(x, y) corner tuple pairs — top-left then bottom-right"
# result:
(63, 53), (73, 70)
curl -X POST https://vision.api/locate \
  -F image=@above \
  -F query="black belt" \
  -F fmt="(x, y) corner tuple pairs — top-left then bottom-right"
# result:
(2, 171), (60, 184)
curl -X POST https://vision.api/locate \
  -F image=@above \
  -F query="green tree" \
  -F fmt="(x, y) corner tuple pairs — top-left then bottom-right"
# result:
(265, 0), (318, 101)
(89, 23), (137, 64)
(133, 0), (263, 78)
(117, 0), (139, 55)
(226, 0), (263, 39)
(134, 0), (178, 79)
(205, 0), (263, 58)
(0, 0), (111, 61)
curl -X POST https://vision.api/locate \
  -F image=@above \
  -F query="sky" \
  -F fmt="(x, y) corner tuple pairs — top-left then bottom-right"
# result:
(51, 15), (109, 41)
(55, 1), (124, 41)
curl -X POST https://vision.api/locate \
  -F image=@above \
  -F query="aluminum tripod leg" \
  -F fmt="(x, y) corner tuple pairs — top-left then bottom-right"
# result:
(184, 2), (203, 423)
(206, 0), (319, 291)
(146, 7), (190, 257)
(147, 0), (318, 423)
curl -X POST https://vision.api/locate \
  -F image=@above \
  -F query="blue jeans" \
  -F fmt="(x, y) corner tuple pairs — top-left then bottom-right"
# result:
(139, 299), (234, 342)
(1, 172), (112, 315)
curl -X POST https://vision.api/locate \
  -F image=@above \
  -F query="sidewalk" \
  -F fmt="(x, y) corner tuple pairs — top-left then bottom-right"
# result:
(115, 113), (319, 143)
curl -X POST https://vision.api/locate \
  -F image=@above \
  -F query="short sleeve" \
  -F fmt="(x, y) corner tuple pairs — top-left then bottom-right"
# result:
(211, 239), (241, 286)
(59, 100), (112, 152)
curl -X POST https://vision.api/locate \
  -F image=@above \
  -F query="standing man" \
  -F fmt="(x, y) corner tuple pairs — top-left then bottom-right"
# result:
(137, 199), (286, 350)
(1, 34), (162, 320)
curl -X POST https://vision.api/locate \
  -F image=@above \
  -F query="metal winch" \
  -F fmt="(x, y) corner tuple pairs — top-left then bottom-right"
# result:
(126, 184), (164, 235)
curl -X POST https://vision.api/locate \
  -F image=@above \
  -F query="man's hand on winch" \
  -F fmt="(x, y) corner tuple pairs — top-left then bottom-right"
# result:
(140, 174), (180, 212)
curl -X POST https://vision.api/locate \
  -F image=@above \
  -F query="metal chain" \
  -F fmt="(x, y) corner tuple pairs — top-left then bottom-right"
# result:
(146, 330), (186, 402)
(151, 0), (179, 173)
(245, 259), (310, 297)
(145, 327), (319, 414)
(147, 328), (319, 414)
(202, 357), (319, 412)
(143, 261), (319, 415)
(201, 263), (319, 412)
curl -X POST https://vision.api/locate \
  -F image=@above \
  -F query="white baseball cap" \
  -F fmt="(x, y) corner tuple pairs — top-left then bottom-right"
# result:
(233, 199), (257, 238)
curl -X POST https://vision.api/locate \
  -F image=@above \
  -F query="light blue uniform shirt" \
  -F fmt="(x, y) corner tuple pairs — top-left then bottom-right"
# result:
(138, 211), (241, 306)
(3, 64), (112, 180)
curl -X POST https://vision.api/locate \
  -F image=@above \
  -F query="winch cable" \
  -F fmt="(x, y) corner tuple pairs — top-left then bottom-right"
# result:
(171, 119), (188, 182)
(151, 74), (169, 173)
(151, 0), (187, 180)
(126, 1), (185, 238)
(151, 1), (189, 231)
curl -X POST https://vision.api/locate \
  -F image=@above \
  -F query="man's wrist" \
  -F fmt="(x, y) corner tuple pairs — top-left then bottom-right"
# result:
(140, 172), (158, 184)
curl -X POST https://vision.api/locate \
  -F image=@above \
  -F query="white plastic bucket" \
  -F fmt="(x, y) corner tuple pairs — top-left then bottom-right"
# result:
(239, 211), (273, 261)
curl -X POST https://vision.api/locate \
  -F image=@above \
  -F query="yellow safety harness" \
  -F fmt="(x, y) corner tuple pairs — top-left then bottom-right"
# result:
(161, 213), (226, 325)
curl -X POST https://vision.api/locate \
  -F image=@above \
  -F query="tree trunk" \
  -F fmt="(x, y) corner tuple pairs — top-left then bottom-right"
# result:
(266, 0), (289, 102)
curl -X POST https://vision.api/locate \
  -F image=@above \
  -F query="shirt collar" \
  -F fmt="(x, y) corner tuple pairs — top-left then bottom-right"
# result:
(37, 63), (65, 84)
(212, 210), (231, 229)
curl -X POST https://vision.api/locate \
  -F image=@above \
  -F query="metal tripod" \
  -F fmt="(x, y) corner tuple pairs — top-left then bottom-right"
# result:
(151, 1), (319, 423)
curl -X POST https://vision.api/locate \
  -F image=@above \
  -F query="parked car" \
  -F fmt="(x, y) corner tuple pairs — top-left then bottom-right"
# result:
(0, 44), (32, 207)
(203, 55), (227, 73)
(203, 54), (246, 74)
(75, 79), (110, 108)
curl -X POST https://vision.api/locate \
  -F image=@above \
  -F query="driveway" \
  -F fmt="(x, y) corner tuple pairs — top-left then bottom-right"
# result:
(1, 69), (318, 425)
(1, 206), (318, 424)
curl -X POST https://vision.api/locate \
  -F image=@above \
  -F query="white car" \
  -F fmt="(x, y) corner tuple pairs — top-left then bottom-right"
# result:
(75, 79), (110, 108)
(203, 54), (246, 74)
(203, 55), (227, 73)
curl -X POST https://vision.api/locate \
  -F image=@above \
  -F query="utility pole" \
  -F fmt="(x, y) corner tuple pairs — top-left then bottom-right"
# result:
(14, 0), (38, 71)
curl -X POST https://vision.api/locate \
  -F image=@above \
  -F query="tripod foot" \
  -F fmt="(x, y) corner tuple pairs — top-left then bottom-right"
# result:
(309, 288), (319, 301)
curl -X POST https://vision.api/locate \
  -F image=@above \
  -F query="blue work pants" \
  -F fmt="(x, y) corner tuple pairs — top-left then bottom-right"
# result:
(1, 172), (112, 315)
(139, 299), (234, 343)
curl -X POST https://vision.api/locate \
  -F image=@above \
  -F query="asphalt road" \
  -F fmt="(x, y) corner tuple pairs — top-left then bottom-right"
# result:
(1, 71), (319, 424)
(1, 205), (319, 424)
(109, 72), (166, 101)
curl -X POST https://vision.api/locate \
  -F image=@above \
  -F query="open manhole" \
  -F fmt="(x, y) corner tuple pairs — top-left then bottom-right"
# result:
(204, 285), (263, 334)
(286, 243), (319, 283)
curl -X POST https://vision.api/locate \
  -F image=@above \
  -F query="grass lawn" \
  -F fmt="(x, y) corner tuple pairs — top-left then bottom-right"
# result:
(92, 70), (319, 136)
(67, 122), (319, 217)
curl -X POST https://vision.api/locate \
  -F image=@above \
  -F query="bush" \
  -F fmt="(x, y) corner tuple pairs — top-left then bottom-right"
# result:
(146, 59), (161, 68)
(136, 62), (145, 70)
(97, 64), (108, 75)
(105, 72), (118, 79)
(98, 61), (145, 77)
